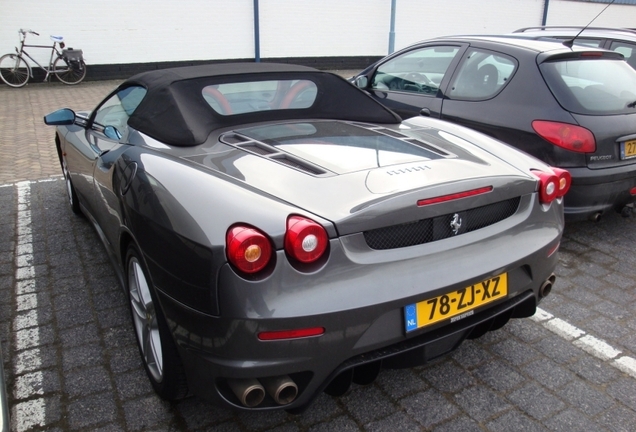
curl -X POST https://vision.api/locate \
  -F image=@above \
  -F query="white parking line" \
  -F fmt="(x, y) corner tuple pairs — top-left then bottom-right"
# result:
(12, 181), (46, 431)
(574, 335), (622, 361)
(614, 356), (636, 379)
(0, 175), (62, 189)
(544, 317), (585, 341)
(531, 307), (636, 379)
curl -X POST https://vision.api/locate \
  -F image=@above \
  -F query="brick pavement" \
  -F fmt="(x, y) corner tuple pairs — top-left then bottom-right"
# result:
(1, 79), (636, 431)
(0, 81), (121, 184)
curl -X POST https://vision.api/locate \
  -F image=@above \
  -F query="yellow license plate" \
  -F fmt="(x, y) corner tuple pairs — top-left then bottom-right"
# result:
(404, 273), (508, 332)
(621, 139), (636, 160)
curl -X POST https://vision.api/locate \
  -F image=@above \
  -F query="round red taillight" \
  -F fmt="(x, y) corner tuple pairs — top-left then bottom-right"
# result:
(226, 225), (272, 274)
(550, 167), (572, 198)
(533, 170), (559, 204)
(532, 120), (596, 153)
(285, 215), (328, 263)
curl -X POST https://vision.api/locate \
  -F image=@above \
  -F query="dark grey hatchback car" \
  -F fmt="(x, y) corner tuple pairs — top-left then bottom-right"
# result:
(353, 36), (636, 221)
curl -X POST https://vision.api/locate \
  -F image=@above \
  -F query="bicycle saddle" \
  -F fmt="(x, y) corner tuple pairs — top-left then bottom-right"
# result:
(50, 35), (64, 42)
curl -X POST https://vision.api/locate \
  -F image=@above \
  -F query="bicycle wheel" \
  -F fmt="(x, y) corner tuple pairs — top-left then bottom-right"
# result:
(53, 56), (87, 85)
(0, 54), (30, 88)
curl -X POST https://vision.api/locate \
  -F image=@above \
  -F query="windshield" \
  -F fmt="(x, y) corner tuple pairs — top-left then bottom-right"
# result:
(540, 58), (636, 115)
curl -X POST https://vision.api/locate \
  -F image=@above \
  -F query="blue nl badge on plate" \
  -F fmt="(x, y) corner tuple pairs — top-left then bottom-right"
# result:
(405, 304), (417, 332)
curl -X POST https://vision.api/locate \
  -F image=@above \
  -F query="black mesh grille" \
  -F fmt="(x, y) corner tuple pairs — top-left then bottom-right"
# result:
(364, 197), (521, 250)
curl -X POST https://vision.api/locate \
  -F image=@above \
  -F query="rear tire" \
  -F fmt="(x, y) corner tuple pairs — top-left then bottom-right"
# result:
(126, 245), (188, 400)
(53, 56), (86, 85)
(60, 156), (81, 215)
(0, 54), (29, 88)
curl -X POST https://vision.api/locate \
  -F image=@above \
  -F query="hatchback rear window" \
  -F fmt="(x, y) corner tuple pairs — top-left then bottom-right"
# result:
(540, 58), (636, 115)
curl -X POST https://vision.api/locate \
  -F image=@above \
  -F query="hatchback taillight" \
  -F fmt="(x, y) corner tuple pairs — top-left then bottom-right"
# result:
(285, 215), (328, 263)
(226, 225), (273, 274)
(533, 168), (571, 204)
(532, 120), (596, 153)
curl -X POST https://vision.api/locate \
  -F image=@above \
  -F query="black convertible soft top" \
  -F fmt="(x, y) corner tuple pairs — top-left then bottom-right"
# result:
(122, 63), (402, 146)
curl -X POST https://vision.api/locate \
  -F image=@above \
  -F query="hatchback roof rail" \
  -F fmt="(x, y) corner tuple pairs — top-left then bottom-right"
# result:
(514, 26), (636, 36)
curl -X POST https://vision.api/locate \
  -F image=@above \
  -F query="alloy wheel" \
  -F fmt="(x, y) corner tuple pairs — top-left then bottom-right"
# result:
(128, 257), (164, 382)
(61, 159), (73, 207)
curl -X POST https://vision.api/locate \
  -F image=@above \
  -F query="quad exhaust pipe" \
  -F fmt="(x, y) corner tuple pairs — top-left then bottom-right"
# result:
(227, 378), (266, 408)
(261, 375), (298, 405)
(228, 375), (298, 407)
(539, 273), (556, 299)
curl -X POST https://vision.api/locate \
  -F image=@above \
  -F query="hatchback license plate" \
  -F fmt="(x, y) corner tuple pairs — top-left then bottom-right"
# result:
(621, 139), (636, 160)
(404, 273), (508, 332)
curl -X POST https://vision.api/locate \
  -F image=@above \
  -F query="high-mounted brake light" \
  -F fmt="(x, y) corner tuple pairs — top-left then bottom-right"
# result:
(532, 120), (596, 153)
(580, 52), (604, 57)
(417, 186), (493, 206)
(285, 215), (328, 263)
(226, 225), (273, 274)
(258, 327), (325, 341)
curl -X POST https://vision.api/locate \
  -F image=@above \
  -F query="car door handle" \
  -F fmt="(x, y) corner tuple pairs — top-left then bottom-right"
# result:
(420, 108), (431, 117)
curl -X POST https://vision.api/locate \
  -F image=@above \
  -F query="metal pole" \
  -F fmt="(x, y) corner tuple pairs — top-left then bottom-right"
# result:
(542, 0), (550, 26)
(254, 0), (261, 62)
(388, 0), (396, 54)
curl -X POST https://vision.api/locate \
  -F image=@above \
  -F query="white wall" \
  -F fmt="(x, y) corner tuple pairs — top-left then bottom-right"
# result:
(259, 0), (389, 57)
(547, 0), (636, 26)
(1, 0), (635, 66)
(392, 0), (546, 50)
(0, 0), (256, 65)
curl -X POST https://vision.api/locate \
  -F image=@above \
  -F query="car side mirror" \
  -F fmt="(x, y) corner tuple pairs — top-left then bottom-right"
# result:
(43, 108), (76, 125)
(355, 76), (368, 89)
(104, 125), (122, 140)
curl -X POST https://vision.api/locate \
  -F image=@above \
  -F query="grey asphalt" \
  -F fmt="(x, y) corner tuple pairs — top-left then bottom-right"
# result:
(1, 78), (636, 431)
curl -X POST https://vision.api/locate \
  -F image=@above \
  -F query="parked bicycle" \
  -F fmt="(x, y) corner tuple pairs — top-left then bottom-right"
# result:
(0, 29), (86, 88)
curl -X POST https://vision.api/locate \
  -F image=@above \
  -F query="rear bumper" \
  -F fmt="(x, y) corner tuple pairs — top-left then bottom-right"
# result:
(160, 287), (540, 412)
(155, 195), (562, 411)
(564, 166), (636, 220)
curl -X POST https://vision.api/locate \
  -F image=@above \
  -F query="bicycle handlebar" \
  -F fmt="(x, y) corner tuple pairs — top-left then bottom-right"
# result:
(19, 29), (39, 36)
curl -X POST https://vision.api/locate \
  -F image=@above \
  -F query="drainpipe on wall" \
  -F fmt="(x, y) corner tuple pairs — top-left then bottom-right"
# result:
(542, 0), (550, 26)
(254, 0), (261, 62)
(388, 0), (396, 54)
